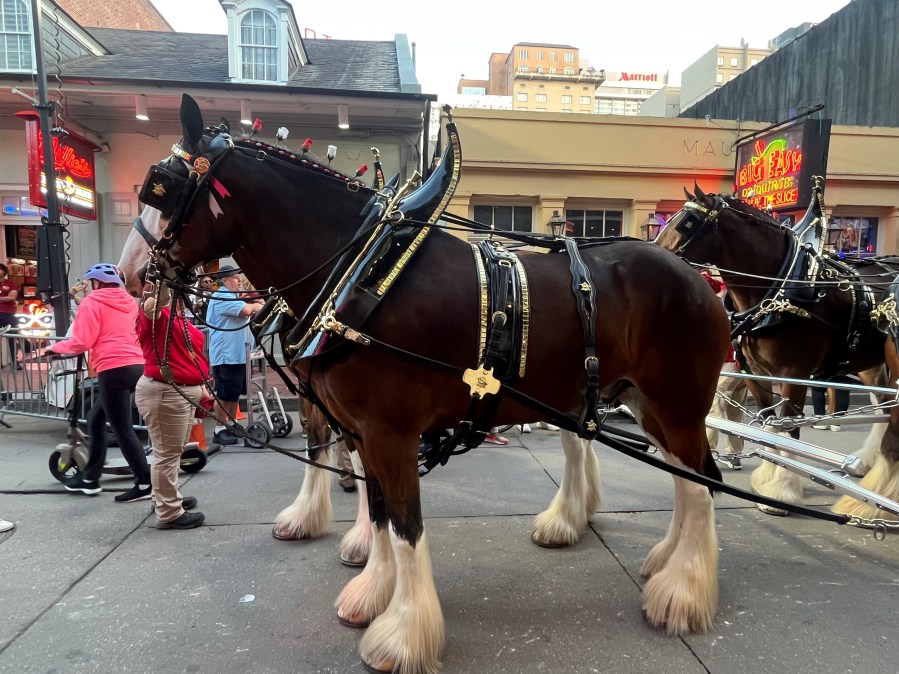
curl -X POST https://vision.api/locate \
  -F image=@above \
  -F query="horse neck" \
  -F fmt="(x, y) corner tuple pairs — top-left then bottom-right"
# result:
(712, 219), (792, 314)
(221, 158), (368, 310)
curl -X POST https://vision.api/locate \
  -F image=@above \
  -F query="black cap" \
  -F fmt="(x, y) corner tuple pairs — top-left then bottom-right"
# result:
(217, 264), (239, 280)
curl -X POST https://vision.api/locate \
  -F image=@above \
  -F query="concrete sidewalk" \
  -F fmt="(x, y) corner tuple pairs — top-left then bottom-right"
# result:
(1, 412), (898, 673)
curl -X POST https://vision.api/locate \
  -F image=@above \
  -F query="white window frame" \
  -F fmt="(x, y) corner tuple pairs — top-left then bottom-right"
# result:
(0, 0), (33, 72)
(561, 94), (572, 103)
(239, 9), (278, 82)
(535, 93), (547, 102)
(516, 92), (528, 101)
(563, 51), (575, 63)
(518, 48), (529, 59)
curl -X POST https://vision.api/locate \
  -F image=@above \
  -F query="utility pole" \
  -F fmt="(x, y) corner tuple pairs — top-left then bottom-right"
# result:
(30, 0), (71, 335)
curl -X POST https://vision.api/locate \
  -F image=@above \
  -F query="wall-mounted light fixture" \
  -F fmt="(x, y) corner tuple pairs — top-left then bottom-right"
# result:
(337, 104), (349, 129)
(548, 210), (565, 238)
(135, 94), (149, 121)
(240, 100), (252, 126)
(640, 213), (664, 241)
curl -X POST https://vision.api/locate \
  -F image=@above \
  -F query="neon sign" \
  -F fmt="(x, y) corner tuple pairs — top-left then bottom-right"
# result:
(16, 111), (99, 221)
(734, 118), (831, 212)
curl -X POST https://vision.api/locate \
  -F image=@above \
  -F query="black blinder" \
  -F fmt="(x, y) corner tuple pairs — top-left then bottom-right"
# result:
(139, 164), (190, 218)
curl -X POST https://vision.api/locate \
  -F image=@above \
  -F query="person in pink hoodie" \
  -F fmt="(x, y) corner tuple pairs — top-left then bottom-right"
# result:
(46, 263), (151, 502)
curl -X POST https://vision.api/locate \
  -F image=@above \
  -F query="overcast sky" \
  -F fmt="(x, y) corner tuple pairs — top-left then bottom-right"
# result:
(149, 0), (853, 100)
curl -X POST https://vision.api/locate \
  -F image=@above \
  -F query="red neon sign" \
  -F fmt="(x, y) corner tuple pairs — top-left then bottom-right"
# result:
(16, 111), (99, 221)
(735, 124), (804, 210)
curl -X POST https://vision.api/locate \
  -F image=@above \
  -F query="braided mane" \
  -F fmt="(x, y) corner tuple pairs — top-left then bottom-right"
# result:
(720, 194), (782, 226)
(235, 138), (366, 188)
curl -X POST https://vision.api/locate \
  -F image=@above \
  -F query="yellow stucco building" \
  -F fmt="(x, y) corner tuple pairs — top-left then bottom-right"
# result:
(446, 109), (899, 254)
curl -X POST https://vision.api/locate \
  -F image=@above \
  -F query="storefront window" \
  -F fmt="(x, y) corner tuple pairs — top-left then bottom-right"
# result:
(473, 205), (533, 233)
(827, 217), (878, 257)
(565, 209), (623, 237)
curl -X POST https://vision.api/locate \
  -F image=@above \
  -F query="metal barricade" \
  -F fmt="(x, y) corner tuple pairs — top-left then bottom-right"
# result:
(0, 330), (147, 437)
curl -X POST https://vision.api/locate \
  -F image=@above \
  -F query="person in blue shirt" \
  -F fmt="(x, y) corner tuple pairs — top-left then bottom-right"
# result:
(205, 265), (262, 445)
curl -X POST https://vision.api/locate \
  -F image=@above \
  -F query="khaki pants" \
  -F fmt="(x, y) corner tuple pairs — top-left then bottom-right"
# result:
(706, 362), (747, 455)
(135, 377), (202, 523)
(335, 439), (355, 489)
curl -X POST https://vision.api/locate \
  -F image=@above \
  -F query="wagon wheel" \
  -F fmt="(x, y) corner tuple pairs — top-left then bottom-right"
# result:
(180, 447), (208, 474)
(244, 422), (271, 448)
(270, 412), (293, 438)
(48, 451), (80, 483)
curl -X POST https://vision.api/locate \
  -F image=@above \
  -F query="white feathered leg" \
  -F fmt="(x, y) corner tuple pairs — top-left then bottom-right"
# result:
(336, 524), (396, 628)
(642, 462), (719, 635)
(640, 474), (686, 577)
(750, 433), (803, 515)
(853, 421), (887, 475)
(833, 451), (899, 520)
(339, 450), (372, 566)
(532, 431), (601, 547)
(272, 449), (333, 540)
(359, 528), (444, 674)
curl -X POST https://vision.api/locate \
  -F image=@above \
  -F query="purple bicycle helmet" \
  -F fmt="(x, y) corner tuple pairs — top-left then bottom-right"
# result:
(83, 263), (124, 287)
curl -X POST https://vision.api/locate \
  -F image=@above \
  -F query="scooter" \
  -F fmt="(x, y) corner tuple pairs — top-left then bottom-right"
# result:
(48, 357), (208, 482)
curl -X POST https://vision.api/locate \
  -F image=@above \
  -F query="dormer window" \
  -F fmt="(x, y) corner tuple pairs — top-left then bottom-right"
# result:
(224, 0), (308, 86)
(1, 0), (33, 72)
(240, 10), (277, 81)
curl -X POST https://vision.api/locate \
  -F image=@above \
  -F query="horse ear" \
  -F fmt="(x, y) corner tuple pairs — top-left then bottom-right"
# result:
(693, 181), (707, 202)
(219, 117), (231, 134)
(180, 94), (204, 147)
(684, 186), (695, 201)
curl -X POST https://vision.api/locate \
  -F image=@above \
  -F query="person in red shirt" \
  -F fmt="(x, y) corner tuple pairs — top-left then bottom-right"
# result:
(134, 266), (210, 530)
(0, 263), (21, 368)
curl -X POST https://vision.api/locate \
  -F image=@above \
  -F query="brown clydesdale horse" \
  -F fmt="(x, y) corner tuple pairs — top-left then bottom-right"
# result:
(657, 184), (899, 522)
(124, 94), (729, 673)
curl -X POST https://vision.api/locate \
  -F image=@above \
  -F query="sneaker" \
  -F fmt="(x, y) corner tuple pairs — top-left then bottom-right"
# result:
(0, 519), (15, 533)
(64, 474), (102, 495)
(157, 511), (205, 529)
(520, 423), (532, 433)
(720, 454), (742, 470)
(535, 422), (560, 432)
(829, 425), (841, 432)
(812, 424), (828, 430)
(115, 484), (152, 503)
(213, 429), (239, 446)
(484, 433), (509, 445)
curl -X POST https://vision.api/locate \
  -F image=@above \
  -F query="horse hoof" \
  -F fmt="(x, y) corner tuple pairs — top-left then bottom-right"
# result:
(271, 524), (308, 540)
(339, 553), (368, 568)
(362, 659), (395, 674)
(530, 531), (570, 549)
(337, 611), (370, 629)
(756, 503), (789, 517)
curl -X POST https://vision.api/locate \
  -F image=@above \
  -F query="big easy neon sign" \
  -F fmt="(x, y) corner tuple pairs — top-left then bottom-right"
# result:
(16, 111), (100, 221)
(734, 118), (831, 212)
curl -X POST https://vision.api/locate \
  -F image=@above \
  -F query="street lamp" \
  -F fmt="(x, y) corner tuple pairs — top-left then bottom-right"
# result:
(548, 210), (565, 238)
(641, 213), (664, 241)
